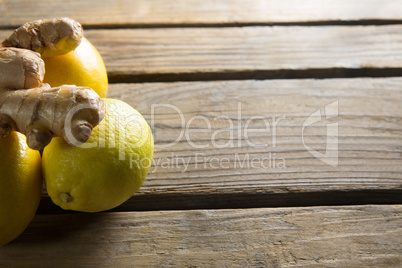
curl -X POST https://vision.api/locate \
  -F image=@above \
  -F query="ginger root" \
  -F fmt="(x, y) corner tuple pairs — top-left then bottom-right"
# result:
(0, 18), (104, 150)
(1, 18), (83, 58)
(0, 84), (104, 150)
(0, 47), (44, 90)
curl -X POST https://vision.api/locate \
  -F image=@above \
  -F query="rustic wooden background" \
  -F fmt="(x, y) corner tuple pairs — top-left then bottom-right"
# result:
(0, 0), (401, 267)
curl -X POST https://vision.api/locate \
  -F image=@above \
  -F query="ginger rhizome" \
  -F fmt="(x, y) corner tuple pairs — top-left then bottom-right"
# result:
(0, 47), (44, 90)
(0, 18), (104, 150)
(1, 18), (83, 58)
(0, 83), (104, 150)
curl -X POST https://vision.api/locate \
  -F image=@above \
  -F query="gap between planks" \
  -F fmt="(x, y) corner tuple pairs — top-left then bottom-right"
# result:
(107, 68), (402, 84)
(2, 21), (402, 30)
(38, 189), (402, 214)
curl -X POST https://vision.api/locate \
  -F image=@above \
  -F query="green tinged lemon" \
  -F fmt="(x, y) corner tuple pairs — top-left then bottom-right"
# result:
(42, 99), (154, 212)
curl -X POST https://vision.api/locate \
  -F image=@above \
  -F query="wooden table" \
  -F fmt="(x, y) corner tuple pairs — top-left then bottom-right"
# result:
(1, 1), (401, 267)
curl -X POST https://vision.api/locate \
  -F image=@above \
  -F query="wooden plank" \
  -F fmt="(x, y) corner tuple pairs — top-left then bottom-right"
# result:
(1, 0), (402, 28)
(2, 205), (401, 267)
(3, 25), (402, 81)
(36, 78), (400, 212)
(110, 78), (402, 190)
(38, 77), (402, 212)
(78, 25), (402, 79)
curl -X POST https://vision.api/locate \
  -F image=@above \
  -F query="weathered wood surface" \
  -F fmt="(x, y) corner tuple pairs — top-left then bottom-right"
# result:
(2, 205), (401, 267)
(37, 77), (402, 213)
(2, 25), (402, 82)
(1, 0), (401, 263)
(74, 25), (402, 81)
(1, 0), (401, 28)
(112, 78), (402, 192)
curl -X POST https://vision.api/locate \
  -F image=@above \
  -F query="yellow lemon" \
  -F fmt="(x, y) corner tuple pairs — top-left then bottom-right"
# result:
(0, 132), (42, 247)
(42, 99), (154, 212)
(43, 37), (108, 98)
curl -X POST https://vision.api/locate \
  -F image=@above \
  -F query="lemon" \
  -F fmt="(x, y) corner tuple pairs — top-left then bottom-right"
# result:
(42, 99), (154, 212)
(0, 132), (42, 247)
(43, 37), (108, 98)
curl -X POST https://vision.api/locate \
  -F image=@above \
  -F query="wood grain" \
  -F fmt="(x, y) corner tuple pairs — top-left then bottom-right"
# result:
(26, 78), (398, 212)
(1, 0), (402, 28)
(1, 1), (400, 264)
(2, 205), (401, 267)
(1, 25), (402, 81)
(83, 25), (402, 80)
(109, 78), (401, 189)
